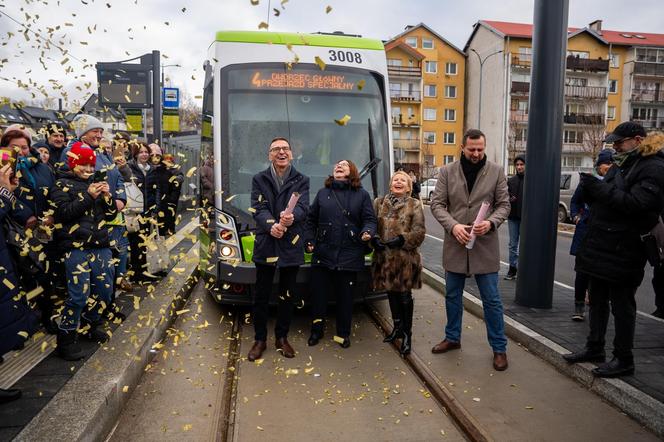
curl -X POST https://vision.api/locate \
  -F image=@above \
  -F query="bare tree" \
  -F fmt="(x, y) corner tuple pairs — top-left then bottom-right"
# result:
(419, 140), (435, 179)
(580, 101), (608, 163)
(179, 90), (202, 131)
(506, 113), (523, 174)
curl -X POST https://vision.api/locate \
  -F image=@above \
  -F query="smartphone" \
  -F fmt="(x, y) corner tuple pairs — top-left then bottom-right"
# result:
(0, 147), (17, 172)
(93, 170), (107, 183)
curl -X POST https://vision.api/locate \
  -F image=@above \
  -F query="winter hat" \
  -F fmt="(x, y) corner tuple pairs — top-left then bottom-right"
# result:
(67, 141), (96, 169)
(513, 155), (526, 165)
(3, 124), (32, 145)
(72, 114), (104, 138)
(595, 149), (614, 167)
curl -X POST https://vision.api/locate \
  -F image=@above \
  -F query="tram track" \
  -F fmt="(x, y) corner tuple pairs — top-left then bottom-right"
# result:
(364, 303), (493, 442)
(215, 309), (243, 442)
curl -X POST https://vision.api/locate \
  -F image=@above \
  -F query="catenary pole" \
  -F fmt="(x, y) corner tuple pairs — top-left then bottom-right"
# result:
(514, 0), (569, 308)
(152, 50), (161, 145)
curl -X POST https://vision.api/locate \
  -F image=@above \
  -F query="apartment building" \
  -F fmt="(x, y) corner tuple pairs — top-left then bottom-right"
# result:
(385, 23), (465, 179)
(465, 19), (664, 172)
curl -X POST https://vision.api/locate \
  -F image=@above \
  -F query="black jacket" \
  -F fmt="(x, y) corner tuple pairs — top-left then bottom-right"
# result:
(155, 163), (184, 208)
(50, 171), (118, 250)
(576, 149), (664, 286)
(14, 149), (55, 219)
(306, 181), (377, 272)
(33, 140), (66, 169)
(251, 166), (310, 267)
(129, 160), (159, 215)
(507, 173), (524, 220)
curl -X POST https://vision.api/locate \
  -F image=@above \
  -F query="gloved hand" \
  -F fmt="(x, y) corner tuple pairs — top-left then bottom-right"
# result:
(370, 235), (386, 251)
(384, 235), (405, 249)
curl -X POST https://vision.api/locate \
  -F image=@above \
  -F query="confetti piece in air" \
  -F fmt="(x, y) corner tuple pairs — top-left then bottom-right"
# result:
(225, 194), (238, 202)
(314, 56), (326, 71)
(273, 8), (280, 16)
(333, 335), (345, 344)
(326, 5), (333, 13)
(291, 234), (300, 244)
(258, 22), (269, 30)
(17, 331), (28, 338)
(122, 385), (129, 393)
(176, 309), (190, 315)
(3, 279), (15, 290)
(357, 79), (366, 90)
(313, 318), (323, 323)
(186, 166), (196, 177)
(472, 397), (481, 402)
(250, 0), (259, 4)
(334, 114), (351, 126)
(266, 256), (278, 263)
(281, 0), (289, 7)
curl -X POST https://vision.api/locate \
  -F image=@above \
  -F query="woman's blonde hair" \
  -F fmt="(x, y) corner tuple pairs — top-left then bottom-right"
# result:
(390, 170), (413, 193)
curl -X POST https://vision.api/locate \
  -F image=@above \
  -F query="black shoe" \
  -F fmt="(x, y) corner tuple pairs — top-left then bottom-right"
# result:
(504, 266), (517, 280)
(338, 337), (351, 348)
(384, 292), (404, 343)
(563, 349), (605, 364)
(652, 309), (664, 319)
(400, 333), (412, 356)
(0, 388), (21, 404)
(83, 326), (110, 343)
(383, 322), (404, 343)
(592, 357), (635, 378)
(399, 291), (414, 356)
(308, 332), (323, 347)
(57, 330), (84, 361)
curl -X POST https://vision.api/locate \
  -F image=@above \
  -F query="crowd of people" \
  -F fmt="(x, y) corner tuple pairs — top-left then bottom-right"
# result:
(0, 114), (183, 403)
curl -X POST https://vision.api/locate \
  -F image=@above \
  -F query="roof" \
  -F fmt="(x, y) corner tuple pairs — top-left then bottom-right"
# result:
(0, 105), (30, 124)
(19, 106), (62, 121)
(476, 20), (664, 47)
(214, 31), (384, 50)
(385, 23), (465, 55)
(384, 40), (426, 60)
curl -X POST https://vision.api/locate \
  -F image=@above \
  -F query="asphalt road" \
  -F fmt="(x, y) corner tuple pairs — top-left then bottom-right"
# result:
(421, 205), (657, 315)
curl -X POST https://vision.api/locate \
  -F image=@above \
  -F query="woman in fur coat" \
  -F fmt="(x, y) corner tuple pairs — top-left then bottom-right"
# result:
(371, 171), (426, 355)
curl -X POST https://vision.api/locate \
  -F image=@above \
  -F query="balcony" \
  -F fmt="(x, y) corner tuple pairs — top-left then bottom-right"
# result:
(391, 115), (420, 127)
(562, 143), (586, 153)
(510, 110), (529, 122)
(565, 85), (607, 99)
(634, 62), (664, 77)
(563, 113), (605, 125)
(388, 65), (422, 78)
(390, 90), (421, 102)
(511, 53), (532, 68)
(393, 138), (420, 151)
(631, 89), (664, 104)
(631, 117), (664, 130)
(566, 55), (609, 73)
(510, 81), (530, 95)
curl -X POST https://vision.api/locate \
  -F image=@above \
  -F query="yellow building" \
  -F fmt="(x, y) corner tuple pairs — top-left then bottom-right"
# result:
(385, 23), (466, 179)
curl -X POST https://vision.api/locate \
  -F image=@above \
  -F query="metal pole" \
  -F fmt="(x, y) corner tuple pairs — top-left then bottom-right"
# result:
(152, 50), (161, 145)
(515, 0), (569, 308)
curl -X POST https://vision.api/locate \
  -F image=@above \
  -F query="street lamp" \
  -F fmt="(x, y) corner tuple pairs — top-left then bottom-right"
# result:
(470, 48), (503, 129)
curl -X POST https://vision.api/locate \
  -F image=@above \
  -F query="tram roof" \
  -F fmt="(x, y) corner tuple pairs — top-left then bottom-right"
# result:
(214, 31), (385, 50)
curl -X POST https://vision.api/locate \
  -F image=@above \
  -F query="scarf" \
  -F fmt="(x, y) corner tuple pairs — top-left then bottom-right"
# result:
(613, 148), (639, 168)
(460, 154), (487, 193)
(16, 156), (37, 190)
(270, 164), (290, 191)
(138, 162), (151, 175)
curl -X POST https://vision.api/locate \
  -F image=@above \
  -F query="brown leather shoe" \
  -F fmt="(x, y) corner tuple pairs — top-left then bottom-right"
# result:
(493, 352), (508, 371)
(431, 339), (461, 354)
(247, 340), (266, 362)
(275, 337), (295, 358)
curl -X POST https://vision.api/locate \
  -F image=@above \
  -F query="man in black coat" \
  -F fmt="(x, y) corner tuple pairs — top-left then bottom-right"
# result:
(564, 122), (664, 377)
(504, 155), (525, 280)
(247, 137), (310, 361)
(33, 122), (67, 169)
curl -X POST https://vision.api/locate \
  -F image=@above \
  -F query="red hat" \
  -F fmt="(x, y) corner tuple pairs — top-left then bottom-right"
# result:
(67, 141), (96, 170)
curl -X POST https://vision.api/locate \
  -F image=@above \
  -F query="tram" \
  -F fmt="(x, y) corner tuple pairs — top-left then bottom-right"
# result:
(199, 31), (393, 304)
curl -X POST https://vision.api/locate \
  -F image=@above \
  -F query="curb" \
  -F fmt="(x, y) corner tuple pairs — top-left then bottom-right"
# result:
(15, 243), (201, 442)
(421, 268), (664, 439)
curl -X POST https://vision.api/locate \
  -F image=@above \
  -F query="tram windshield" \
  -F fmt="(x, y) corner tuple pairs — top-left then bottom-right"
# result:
(221, 63), (389, 225)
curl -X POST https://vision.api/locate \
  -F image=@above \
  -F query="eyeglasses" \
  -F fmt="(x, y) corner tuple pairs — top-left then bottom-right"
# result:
(269, 146), (291, 153)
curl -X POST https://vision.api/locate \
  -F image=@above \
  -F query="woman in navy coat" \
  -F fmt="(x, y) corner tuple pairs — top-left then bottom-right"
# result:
(305, 160), (377, 348)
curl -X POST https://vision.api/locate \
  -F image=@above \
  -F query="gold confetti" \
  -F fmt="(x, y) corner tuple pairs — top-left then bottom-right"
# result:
(266, 257), (278, 263)
(176, 309), (190, 315)
(334, 114), (351, 126)
(182, 424), (192, 431)
(40, 341), (49, 353)
(472, 397), (481, 402)
(313, 318), (323, 323)
(325, 5), (333, 13)
(357, 79), (366, 90)
(17, 331), (28, 339)
(122, 385), (129, 393)
(525, 406), (534, 410)
(186, 167), (196, 177)
(333, 335), (345, 344)
(257, 426), (264, 431)
(291, 234), (300, 245)
(250, 0), (259, 4)
(314, 56), (326, 71)
(3, 279), (15, 290)
(258, 22), (269, 30)
(225, 194), (238, 202)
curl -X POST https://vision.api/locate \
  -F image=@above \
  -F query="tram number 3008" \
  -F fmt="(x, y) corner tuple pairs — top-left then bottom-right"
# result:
(328, 50), (362, 64)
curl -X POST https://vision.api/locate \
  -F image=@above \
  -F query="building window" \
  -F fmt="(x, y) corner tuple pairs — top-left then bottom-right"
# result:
(563, 130), (583, 144)
(425, 61), (438, 74)
(405, 37), (417, 48)
(515, 128), (528, 141)
(608, 79), (618, 94)
(567, 50), (590, 59)
(424, 108), (437, 121)
(424, 84), (437, 97)
(387, 58), (402, 67)
(424, 154), (435, 165)
(609, 53), (620, 68)
(423, 131), (436, 144)
(443, 155), (455, 164)
(607, 106), (616, 120)
(444, 109), (456, 121)
(422, 38), (434, 49)
(444, 85), (457, 98)
(443, 132), (456, 144)
(393, 129), (401, 139)
(445, 62), (458, 75)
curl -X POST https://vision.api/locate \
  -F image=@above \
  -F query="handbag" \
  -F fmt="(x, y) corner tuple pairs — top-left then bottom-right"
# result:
(330, 189), (372, 255)
(623, 158), (664, 266)
(146, 224), (169, 274)
(124, 181), (144, 233)
(3, 217), (45, 278)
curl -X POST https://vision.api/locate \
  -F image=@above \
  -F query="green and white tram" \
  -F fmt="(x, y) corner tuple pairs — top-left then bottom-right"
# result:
(199, 31), (393, 304)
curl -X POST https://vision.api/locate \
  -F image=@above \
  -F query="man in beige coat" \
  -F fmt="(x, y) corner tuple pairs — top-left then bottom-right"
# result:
(430, 129), (511, 371)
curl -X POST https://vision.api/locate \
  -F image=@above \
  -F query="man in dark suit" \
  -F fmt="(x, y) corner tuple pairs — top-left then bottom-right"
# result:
(247, 137), (310, 361)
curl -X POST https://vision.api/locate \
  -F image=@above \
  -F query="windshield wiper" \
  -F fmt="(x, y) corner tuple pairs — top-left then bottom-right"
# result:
(359, 118), (381, 199)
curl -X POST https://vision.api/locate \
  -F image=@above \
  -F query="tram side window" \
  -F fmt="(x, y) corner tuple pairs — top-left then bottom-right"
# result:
(200, 76), (215, 211)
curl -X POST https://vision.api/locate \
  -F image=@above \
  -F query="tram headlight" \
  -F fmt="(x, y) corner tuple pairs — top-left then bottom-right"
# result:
(219, 229), (233, 241)
(220, 245), (234, 257)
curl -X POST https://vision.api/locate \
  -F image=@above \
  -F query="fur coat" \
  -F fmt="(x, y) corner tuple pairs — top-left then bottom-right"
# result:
(371, 195), (426, 292)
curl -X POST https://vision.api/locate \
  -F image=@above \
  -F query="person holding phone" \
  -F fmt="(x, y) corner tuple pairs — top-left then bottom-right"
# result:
(50, 142), (118, 360)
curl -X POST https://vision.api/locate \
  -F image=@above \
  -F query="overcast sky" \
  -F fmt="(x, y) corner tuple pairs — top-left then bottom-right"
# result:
(0, 0), (662, 109)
